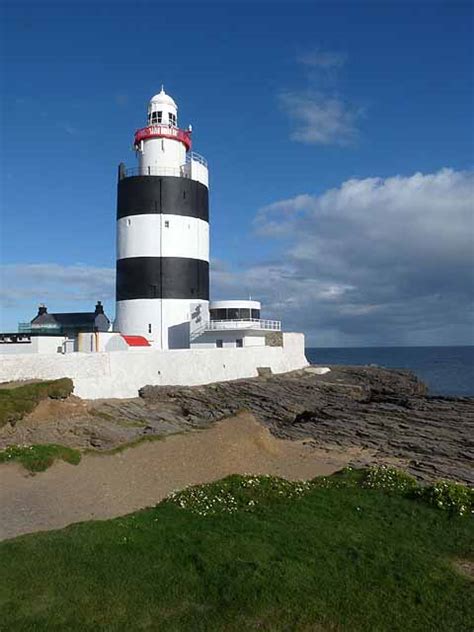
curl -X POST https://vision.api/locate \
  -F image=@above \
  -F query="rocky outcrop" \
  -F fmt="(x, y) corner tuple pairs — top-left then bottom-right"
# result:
(1, 366), (472, 485)
(140, 366), (473, 485)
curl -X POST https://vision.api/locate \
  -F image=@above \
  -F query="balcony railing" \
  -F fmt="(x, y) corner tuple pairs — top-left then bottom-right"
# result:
(186, 152), (208, 167)
(208, 319), (281, 330)
(122, 166), (186, 178)
(120, 152), (208, 179)
(191, 319), (281, 340)
(134, 124), (192, 151)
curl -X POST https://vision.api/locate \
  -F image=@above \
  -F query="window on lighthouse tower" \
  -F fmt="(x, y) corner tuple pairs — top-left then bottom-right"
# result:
(149, 111), (163, 125)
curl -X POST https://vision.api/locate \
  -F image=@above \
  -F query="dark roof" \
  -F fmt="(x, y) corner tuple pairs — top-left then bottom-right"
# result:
(50, 312), (97, 325)
(31, 312), (110, 329)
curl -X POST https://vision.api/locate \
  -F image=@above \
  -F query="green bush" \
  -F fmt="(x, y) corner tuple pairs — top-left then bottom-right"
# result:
(168, 469), (473, 519)
(0, 378), (73, 427)
(417, 480), (474, 517)
(166, 474), (312, 516)
(362, 465), (419, 494)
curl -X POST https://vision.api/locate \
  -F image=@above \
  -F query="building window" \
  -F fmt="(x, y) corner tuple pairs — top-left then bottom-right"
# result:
(164, 220), (169, 228)
(148, 323), (152, 334)
(251, 309), (260, 319)
(169, 112), (176, 126)
(127, 218), (131, 226)
(216, 339), (223, 348)
(236, 339), (243, 348)
(210, 309), (226, 321)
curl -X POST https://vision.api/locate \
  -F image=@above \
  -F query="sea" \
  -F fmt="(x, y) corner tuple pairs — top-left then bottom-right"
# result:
(305, 346), (474, 397)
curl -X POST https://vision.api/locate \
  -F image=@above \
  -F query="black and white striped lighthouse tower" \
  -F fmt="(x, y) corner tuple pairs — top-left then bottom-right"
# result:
(114, 88), (210, 349)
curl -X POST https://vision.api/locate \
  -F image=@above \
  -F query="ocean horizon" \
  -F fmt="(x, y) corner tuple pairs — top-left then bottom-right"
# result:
(305, 345), (474, 397)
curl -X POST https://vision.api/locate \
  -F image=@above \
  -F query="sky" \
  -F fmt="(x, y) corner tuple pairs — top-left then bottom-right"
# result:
(0, 0), (473, 346)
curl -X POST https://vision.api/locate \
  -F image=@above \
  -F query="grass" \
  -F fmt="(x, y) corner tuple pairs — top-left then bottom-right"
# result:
(0, 379), (74, 428)
(0, 469), (472, 631)
(1, 432), (172, 472)
(0, 443), (81, 472)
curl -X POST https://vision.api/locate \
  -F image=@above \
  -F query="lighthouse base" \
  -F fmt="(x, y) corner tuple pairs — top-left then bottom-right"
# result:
(114, 298), (209, 350)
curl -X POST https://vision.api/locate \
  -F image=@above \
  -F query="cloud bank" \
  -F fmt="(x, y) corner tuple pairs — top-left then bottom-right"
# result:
(213, 168), (474, 346)
(0, 263), (114, 329)
(2, 169), (472, 345)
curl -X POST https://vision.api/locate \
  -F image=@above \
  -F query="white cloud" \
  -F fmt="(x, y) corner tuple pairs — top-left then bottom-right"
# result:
(279, 92), (362, 147)
(281, 47), (364, 147)
(214, 168), (474, 345)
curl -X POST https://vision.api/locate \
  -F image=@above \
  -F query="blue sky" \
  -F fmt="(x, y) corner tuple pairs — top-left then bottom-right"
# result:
(1, 0), (473, 345)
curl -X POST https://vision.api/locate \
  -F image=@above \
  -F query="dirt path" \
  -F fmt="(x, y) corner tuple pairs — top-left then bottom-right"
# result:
(0, 414), (368, 541)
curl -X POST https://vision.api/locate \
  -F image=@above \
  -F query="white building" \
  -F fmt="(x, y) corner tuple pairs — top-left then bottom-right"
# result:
(191, 300), (281, 349)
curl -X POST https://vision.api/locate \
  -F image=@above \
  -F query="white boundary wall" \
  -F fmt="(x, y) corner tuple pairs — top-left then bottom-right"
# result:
(0, 333), (308, 400)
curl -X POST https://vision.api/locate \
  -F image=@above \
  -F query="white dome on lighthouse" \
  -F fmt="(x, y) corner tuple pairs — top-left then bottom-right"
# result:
(150, 87), (177, 109)
(148, 86), (178, 127)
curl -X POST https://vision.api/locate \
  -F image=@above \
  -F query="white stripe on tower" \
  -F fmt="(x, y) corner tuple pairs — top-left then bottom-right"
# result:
(117, 214), (209, 262)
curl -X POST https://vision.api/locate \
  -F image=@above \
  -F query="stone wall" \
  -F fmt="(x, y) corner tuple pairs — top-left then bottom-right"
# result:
(0, 333), (308, 399)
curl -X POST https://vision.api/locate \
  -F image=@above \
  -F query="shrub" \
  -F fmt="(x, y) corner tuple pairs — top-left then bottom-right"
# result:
(166, 474), (312, 516)
(417, 480), (474, 517)
(362, 465), (419, 494)
(167, 468), (473, 518)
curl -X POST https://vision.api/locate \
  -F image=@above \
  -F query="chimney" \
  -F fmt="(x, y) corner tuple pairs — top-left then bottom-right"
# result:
(95, 301), (104, 315)
(38, 304), (47, 316)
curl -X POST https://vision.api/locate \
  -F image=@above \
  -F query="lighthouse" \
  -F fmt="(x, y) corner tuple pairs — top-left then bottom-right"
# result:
(114, 88), (210, 349)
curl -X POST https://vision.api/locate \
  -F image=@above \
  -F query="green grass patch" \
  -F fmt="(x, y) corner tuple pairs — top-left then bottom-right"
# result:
(0, 469), (472, 631)
(0, 443), (81, 472)
(0, 379), (74, 428)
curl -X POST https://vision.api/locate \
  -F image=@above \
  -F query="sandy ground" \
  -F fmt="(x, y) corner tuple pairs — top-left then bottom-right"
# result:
(0, 413), (366, 541)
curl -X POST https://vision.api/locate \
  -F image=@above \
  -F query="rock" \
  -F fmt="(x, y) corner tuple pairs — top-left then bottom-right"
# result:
(305, 367), (331, 375)
(139, 365), (473, 485)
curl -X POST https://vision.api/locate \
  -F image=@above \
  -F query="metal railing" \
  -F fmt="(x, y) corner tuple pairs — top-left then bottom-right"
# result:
(123, 166), (187, 178)
(186, 152), (208, 167)
(193, 318), (281, 336)
(121, 151), (208, 179)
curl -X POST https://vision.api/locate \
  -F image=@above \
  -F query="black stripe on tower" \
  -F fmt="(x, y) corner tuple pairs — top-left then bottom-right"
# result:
(116, 257), (209, 301)
(117, 176), (209, 221)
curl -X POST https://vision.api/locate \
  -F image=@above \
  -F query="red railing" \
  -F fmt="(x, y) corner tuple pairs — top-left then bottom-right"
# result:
(134, 125), (192, 151)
